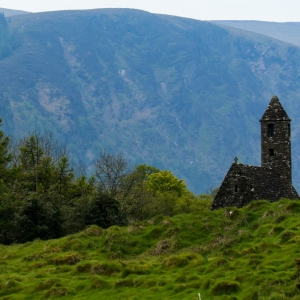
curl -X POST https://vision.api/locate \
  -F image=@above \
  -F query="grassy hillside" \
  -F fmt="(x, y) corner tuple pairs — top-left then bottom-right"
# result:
(2, 198), (300, 299)
(2, 9), (300, 194)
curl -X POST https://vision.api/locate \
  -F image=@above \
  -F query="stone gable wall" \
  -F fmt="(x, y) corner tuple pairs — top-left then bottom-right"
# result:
(212, 164), (258, 210)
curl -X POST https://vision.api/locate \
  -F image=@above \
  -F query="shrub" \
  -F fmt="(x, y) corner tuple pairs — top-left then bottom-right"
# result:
(15, 198), (62, 243)
(86, 193), (127, 229)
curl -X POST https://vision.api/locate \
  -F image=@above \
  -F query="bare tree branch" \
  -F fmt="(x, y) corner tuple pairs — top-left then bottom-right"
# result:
(94, 151), (129, 197)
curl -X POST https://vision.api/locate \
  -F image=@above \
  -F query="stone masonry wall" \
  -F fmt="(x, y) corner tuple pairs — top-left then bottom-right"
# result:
(260, 119), (291, 184)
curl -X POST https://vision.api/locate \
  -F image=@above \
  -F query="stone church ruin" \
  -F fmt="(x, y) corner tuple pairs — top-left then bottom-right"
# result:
(211, 96), (299, 210)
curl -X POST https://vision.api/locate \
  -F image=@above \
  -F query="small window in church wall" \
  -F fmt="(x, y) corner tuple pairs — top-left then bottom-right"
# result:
(288, 124), (291, 137)
(269, 149), (275, 156)
(235, 185), (238, 192)
(268, 124), (274, 137)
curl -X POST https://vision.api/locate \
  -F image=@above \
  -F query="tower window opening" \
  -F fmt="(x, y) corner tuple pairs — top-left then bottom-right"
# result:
(235, 185), (238, 192)
(268, 124), (274, 137)
(288, 124), (291, 137)
(269, 149), (275, 156)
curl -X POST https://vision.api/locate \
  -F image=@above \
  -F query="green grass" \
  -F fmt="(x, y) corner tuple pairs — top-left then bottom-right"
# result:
(2, 199), (300, 299)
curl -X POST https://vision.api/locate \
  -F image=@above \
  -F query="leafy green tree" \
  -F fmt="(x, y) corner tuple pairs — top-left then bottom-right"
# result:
(120, 164), (160, 221)
(146, 170), (187, 197)
(14, 133), (75, 196)
(54, 156), (74, 195)
(18, 134), (45, 192)
(0, 124), (204, 242)
(61, 176), (96, 235)
(121, 164), (160, 194)
(121, 166), (199, 221)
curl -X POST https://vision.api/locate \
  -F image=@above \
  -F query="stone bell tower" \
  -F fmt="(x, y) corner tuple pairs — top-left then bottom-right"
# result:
(260, 96), (292, 184)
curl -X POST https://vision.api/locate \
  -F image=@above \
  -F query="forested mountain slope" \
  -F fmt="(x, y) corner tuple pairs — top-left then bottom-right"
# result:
(1, 9), (300, 193)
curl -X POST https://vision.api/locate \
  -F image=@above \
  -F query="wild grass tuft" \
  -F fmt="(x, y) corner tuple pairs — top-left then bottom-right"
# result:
(211, 280), (240, 295)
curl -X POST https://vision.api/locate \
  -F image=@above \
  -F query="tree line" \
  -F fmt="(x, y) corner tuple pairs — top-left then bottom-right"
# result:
(0, 119), (211, 244)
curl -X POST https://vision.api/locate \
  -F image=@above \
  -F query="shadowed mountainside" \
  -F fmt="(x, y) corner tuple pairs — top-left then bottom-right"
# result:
(1, 9), (300, 193)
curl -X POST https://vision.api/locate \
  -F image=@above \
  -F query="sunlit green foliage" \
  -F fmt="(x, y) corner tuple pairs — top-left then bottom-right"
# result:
(146, 170), (187, 197)
(120, 165), (206, 222)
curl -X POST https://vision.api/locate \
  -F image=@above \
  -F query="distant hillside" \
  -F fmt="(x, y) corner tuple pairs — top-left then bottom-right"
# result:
(2, 9), (300, 193)
(214, 20), (300, 47)
(0, 7), (30, 17)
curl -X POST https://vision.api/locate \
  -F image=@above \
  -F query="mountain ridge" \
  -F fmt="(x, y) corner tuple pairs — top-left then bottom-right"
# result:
(213, 20), (300, 47)
(1, 8), (300, 193)
(0, 7), (30, 17)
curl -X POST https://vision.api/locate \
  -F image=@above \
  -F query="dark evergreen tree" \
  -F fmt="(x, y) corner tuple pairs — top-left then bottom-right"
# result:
(86, 193), (127, 229)
(0, 203), (15, 244)
(15, 197), (62, 243)
(0, 118), (12, 182)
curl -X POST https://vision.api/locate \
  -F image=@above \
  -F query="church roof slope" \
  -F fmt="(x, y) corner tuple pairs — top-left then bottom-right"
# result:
(260, 96), (291, 121)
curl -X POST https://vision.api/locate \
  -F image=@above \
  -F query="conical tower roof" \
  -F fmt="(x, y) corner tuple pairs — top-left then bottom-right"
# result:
(260, 96), (291, 121)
